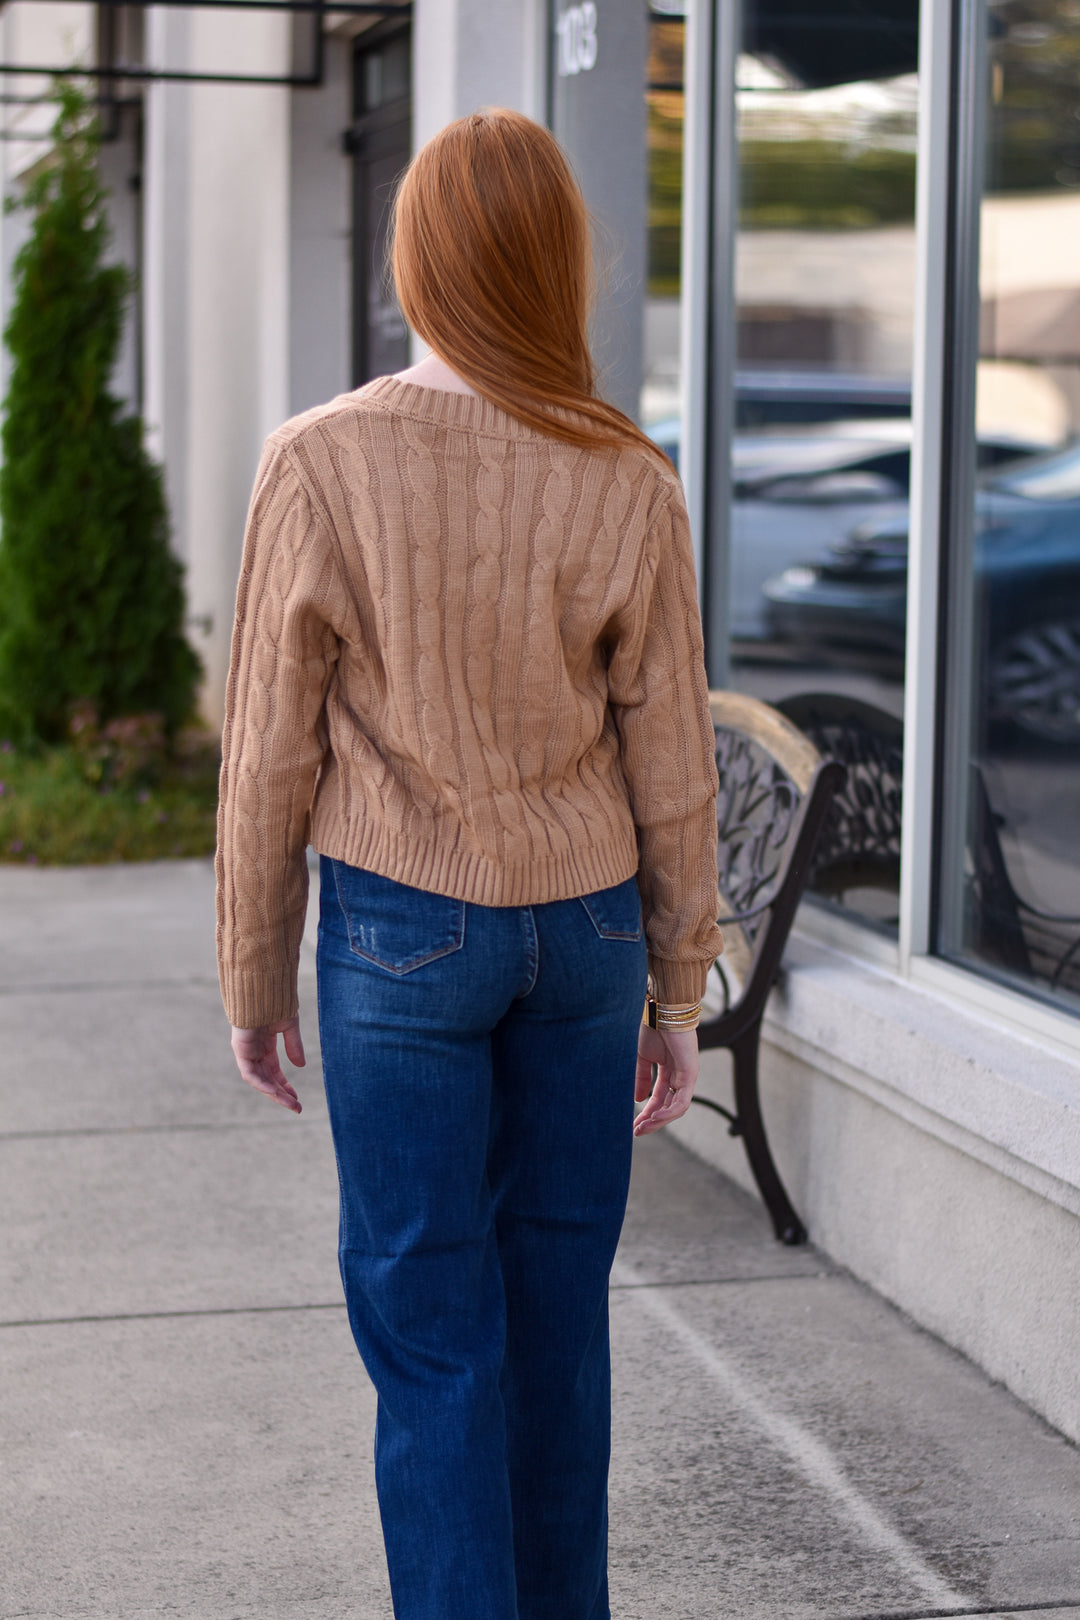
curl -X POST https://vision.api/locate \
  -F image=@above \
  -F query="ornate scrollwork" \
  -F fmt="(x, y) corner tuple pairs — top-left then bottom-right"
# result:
(807, 717), (902, 876)
(774, 698), (903, 897)
(714, 727), (801, 943)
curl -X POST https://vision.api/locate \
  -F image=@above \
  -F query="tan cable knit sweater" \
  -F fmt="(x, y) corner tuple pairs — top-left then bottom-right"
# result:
(216, 377), (723, 1028)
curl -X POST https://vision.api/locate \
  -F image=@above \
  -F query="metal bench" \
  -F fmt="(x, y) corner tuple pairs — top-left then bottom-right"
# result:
(693, 692), (846, 1246)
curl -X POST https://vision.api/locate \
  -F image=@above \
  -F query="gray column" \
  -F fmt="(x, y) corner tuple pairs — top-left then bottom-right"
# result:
(550, 0), (648, 420)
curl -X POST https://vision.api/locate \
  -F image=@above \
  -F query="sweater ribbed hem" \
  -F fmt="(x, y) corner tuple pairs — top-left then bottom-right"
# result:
(221, 962), (299, 1031)
(311, 813), (641, 910)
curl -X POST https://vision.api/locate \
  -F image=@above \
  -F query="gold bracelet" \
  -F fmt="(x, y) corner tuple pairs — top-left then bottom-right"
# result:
(643, 995), (702, 1031)
(657, 1010), (700, 1031)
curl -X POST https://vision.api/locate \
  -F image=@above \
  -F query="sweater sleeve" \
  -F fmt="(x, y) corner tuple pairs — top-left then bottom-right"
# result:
(216, 439), (341, 1027)
(607, 480), (724, 1005)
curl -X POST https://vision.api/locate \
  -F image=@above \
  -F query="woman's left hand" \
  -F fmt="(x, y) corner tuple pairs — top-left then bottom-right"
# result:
(633, 1023), (699, 1135)
(230, 1017), (306, 1113)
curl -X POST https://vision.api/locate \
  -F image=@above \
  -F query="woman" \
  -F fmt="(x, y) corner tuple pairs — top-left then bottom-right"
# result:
(217, 108), (723, 1620)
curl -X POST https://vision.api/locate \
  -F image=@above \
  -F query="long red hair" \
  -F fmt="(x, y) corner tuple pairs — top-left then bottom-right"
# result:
(391, 108), (669, 466)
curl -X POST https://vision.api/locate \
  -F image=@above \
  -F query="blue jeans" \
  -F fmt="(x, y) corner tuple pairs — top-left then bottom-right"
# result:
(316, 858), (648, 1620)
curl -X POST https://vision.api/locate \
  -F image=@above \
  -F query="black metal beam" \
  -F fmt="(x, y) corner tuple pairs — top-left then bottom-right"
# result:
(0, 1), (418, 105)
(11, 1), (407, 12)
(0, 0), (410, 88)
(0, 63), (325, 86)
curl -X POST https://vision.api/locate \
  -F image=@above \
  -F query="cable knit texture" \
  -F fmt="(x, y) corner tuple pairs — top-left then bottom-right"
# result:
(216, 377), (723, 1027)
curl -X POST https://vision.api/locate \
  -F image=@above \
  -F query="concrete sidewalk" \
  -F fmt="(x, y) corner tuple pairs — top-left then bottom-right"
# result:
(1, 858), (1078, 1620)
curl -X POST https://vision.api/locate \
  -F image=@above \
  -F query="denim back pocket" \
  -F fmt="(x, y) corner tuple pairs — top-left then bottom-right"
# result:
(330, 860), (466, 975)
(577, 875), (643, 941)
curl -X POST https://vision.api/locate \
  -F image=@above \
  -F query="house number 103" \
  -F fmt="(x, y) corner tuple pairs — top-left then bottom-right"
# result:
(556, 3), (598, 76)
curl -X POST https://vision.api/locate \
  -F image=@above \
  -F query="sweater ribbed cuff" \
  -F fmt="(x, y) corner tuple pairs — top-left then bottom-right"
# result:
(220, 964), (300, 1030)
(648, 955), (713, 1007)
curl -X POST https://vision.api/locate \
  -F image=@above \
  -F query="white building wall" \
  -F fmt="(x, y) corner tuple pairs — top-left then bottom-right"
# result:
(0, 3), (98, 408)
(1, 0), (93, 105)
(411, 0), (547, 361)
(288, 31), (351, 418)
(143, 9), (192, 590)
(96, 110), (142, 414)
(143, 3), (291, 727)
(672, 931), (1080, 1445)
(413, 0), (546, 148)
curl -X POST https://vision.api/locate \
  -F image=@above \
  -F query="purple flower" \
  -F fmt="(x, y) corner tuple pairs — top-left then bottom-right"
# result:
(0, 783), (5, 796)
(9, 839), (22, 853)
(0, 740), (11, 753)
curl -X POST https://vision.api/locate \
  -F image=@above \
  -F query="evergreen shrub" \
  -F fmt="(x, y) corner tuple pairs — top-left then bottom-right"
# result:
(0, 83), (200, 746)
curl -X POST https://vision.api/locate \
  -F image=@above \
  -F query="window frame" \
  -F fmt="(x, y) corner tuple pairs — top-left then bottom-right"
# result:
(682, 0), (1080, 1059)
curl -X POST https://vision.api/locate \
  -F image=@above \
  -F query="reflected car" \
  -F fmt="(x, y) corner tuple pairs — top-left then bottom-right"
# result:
(762, 440), (1080, 742)
(731, 369), (911, 430)
(647, 371), (912, 476)
(649, 410), (1039, 640)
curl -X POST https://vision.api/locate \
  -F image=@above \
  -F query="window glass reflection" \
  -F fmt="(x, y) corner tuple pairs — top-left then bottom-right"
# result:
(641, 5), (684, 434)
(728, 4), (920, 935)
(941, 0), (1080, 1010)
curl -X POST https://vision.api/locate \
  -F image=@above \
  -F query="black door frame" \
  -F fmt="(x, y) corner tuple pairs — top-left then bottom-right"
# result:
(345, 16), (412, 387)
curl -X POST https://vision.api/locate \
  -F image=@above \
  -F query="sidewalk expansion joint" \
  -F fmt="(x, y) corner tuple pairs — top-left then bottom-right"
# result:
(615, 1259), (971, 1612)
(845, 1600), (1080, 1619)
(0, 1119), (306, 1142)
(0, 975), (221, 997)
(610, 1270), (836, 1290)
(0, 1301), (347, 1330)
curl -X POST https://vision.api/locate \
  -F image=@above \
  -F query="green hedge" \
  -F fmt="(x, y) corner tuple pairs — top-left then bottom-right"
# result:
(739, 140), (917, 230)
(648, 120), (918, 297)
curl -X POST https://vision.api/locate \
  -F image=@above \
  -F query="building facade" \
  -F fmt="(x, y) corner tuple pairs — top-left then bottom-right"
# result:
(2, 0), (1078, 1440)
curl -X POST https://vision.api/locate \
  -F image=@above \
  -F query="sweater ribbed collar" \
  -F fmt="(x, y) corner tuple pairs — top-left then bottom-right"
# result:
(361, 374), (571, 442)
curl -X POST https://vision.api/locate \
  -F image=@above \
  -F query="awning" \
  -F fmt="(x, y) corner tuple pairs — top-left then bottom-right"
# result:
(0, 0), (412, 90)
(746, 1), (919, 89)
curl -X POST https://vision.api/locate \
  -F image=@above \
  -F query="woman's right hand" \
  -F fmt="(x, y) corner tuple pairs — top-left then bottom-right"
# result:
(230, 1017), (306, 1113)
(633, 1023), (699, 1135)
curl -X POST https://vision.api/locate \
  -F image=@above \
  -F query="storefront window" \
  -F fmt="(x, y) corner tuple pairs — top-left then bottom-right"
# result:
(728, 2), (921, 935)
(348, 22), (411, 385)
(938, 0), (1080, 1010)
(641, 3), (684, 433)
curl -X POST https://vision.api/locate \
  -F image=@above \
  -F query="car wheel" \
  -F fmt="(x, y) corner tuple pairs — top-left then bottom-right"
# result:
(989, 616), (1080, 743)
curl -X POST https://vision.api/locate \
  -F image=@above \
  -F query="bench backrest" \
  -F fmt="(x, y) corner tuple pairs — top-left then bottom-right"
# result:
(703, 692), (845, 1039)
(773, 691), (903, 901)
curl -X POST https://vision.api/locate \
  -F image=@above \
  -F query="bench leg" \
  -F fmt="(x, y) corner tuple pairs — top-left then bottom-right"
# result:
(731, 1023), (808, 1246)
